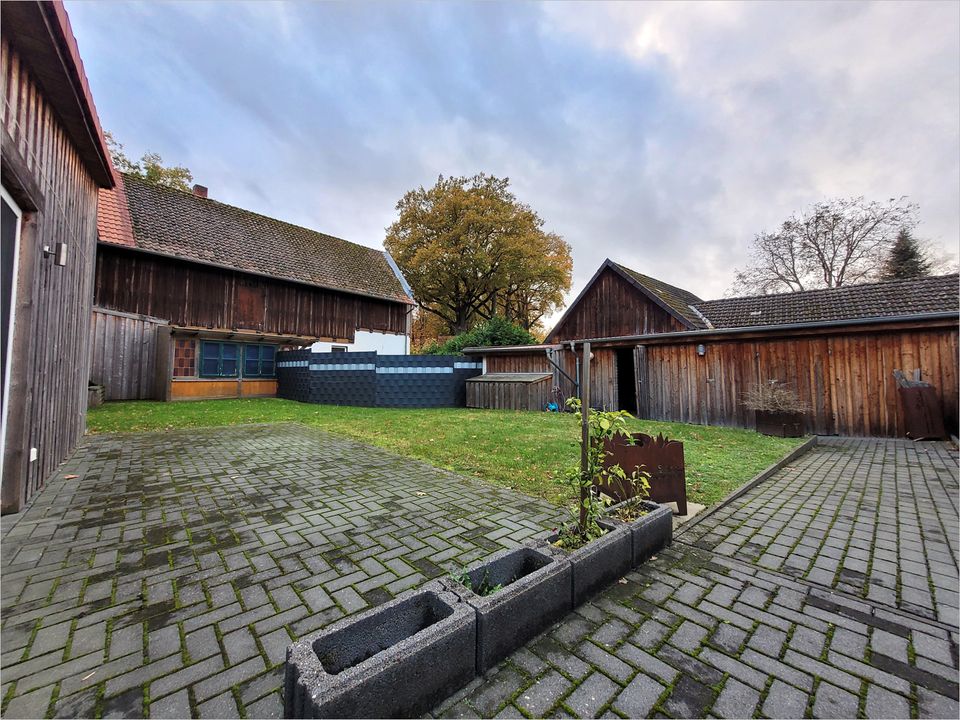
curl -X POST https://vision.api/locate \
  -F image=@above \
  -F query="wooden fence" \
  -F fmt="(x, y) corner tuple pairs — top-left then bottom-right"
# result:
(89, 307), (169, 401)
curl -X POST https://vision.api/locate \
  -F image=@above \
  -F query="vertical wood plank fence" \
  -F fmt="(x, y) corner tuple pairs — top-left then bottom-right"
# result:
(89, 307), (169, 401)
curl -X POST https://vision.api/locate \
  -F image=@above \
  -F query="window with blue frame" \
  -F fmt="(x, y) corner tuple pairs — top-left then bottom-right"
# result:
(200, 341), (239, 378)
(243, 344), (276, 378)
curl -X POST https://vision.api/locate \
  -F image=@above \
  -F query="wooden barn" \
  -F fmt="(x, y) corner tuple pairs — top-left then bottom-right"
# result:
(1, 1), (116, 513)
(93, 174), (415, 401)
(465, 259), (959, 437)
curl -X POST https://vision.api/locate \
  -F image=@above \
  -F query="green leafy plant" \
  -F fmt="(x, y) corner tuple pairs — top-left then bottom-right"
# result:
(421, 316), (537, 355)
(553, 398), (648, 550)
(451, 567), (504, 596)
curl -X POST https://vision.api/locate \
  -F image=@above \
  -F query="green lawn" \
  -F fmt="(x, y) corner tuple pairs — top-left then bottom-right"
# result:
(86, 399), (804, 508)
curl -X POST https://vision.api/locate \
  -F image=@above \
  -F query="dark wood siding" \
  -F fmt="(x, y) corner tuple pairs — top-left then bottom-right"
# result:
(486, 354), (552, 373)
(94, 245), (408, 341)
(550, 268), (688, 341)
(469, 321), (959, 437)
(1, 37), (100, 512)
(466, 375), (553, 411)
(89, 308), (168, 401)
(644, 326), (959, 437)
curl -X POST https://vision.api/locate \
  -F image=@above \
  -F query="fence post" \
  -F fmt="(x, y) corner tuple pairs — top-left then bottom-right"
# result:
(580, 342), (591, 530)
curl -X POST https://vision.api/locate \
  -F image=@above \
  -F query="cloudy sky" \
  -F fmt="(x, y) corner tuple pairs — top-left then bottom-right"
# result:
(67, 0), (959, 311)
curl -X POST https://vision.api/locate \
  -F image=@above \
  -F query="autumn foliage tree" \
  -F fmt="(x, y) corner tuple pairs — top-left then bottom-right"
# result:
(731, 197), (918, 294)
(385, 174), (572, 335)
(105, 131), (193, 192)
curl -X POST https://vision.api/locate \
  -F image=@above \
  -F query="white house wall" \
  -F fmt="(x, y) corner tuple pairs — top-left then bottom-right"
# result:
(312, 330), (409, 354)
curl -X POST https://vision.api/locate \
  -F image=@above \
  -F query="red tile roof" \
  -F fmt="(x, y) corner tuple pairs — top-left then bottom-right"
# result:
(47, 0), (113, 186)
(96, 174), (135, 247)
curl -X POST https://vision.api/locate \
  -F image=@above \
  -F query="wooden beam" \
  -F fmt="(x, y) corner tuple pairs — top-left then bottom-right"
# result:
(579, 342), (591, 531)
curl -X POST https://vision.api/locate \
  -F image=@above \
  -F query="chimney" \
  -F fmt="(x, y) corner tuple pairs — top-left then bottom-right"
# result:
(192, 184), (208, 199)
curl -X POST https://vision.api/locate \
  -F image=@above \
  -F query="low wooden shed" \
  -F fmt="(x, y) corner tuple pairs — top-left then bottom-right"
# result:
(466, 372), (553, 411)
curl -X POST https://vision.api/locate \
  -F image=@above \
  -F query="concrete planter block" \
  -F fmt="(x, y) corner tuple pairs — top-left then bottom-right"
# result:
(444, 546), (572, 674)
(284, 585), (475, 718)
(605, 500), (673, 566)
(540, 521), (633, 607)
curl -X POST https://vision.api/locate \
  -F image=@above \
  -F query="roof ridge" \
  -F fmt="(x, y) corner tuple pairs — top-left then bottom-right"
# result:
(121, 172), (388, 259)
(612, 261), (702, 298)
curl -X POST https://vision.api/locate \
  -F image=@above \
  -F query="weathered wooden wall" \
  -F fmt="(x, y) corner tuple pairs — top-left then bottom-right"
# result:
(89, 308), (168, 400)
(486, 353), (553, 374)
(470, 322), (960, 437)
(548, 268), (688, 342)
(1, 37), (100, 512)
(94, 245), (408, 341)
(485, 349), (618, 409)
(466, 375), (553, 411)
(643, 326), (959, 437)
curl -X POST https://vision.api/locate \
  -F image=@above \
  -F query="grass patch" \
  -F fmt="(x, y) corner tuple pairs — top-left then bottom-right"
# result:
(86, 398), (804, 507)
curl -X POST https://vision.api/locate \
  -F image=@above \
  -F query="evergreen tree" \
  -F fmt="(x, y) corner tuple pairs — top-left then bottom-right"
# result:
(882, 228), (930, 280)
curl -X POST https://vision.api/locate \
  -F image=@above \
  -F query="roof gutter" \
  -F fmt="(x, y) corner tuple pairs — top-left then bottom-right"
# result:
(463, 311), (958, 353)
(563, 311), (960, 346)
(42, 1), (114, 187)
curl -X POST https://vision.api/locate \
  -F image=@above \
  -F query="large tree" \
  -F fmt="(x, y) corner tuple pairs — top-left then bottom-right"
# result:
(385, 174), (572, 334)
(731, 197), (918, 294)
(882, 228), (931, 280)
(105, 131), (193, 192)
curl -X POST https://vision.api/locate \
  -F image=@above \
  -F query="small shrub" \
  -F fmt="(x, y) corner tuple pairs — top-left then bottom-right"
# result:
(612, 497), (649, 523)
(741, 381), (810, 413)
(553, 398), (649, 550)
(422, 316), (537, 355)
(451, 567), (503, 596)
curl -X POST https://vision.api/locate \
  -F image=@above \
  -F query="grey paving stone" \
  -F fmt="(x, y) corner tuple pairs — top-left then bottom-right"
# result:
(515, 671), (572, 718)
(197, 691), (239, 719)
(243, 692), (283, 719)
(148, 689), (192, 719)
(813, 682), (860, 719)
(613, 673), (666, 718)
(669, 620), (710, 653)
(615, 643), (678, 684)
(711, 678), (760, 719)
(590, 619), (631, 648)
(864, 684), (911, 720)
(916, 686), (959, 720)
(467, 668), (527, 717)
(2, 684), (55, 719)
(563, 672), (618, 719)
(575, 642), (633, 684)
(871, 629), (909, 662)
(662, 674), (714, 719)
(762, 679), (808, 719)
(789, 625), (826, 658)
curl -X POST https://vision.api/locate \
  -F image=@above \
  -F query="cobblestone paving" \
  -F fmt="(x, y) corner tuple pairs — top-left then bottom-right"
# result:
(681, 438), (959, 625)
(0, 424), (565, 719)
(439, 438), (960, 719)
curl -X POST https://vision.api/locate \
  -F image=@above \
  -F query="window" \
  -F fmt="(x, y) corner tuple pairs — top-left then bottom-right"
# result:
(243, 344), (276, 378)
(331, 346), (347, 353)
(200, 342), (239, 378)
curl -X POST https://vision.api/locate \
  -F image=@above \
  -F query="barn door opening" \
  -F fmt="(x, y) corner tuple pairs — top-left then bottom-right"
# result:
(615, 347), (637, 414)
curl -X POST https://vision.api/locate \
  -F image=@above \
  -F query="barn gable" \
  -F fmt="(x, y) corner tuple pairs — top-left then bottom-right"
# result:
(546, 260), (703, 342)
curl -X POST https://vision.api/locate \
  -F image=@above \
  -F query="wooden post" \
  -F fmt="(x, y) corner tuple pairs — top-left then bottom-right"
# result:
(580, 342), (591, 531)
